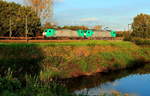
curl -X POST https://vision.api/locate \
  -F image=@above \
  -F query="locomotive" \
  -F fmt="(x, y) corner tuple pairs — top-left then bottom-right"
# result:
(42, 29), (116, 40)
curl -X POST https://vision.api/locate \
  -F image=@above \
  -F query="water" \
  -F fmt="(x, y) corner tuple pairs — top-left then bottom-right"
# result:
(75, 74), (150, 96)
(60, 64), (150, 96)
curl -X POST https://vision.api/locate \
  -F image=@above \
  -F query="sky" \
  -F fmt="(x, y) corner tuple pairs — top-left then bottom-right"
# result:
(6, 0), (150, 30)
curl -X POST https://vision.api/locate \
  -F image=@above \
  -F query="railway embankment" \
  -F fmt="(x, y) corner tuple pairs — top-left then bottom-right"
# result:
(0, 40), (150, 81)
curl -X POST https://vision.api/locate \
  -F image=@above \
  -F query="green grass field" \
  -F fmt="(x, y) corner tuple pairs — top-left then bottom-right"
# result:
(0, 40), (150, 96)
(0, 40), (133, 47)
(0, 40), (149, 80)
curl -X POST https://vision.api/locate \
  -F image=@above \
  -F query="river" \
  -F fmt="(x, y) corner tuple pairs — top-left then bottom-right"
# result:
(59, 63), (150, 96)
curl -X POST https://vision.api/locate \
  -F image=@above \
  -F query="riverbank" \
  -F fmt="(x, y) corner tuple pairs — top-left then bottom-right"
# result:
(0, 40), (150, 81)
(63, 62), (150, 92)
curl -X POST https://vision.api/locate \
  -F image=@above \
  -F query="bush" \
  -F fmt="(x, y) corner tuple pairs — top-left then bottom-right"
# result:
(130, 38), (150, 45)
(0, 75), (77, 96)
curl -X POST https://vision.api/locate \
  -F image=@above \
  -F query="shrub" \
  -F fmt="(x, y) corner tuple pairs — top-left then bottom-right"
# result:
(130, 38), (150, 45)
(0, 75), (77, 96)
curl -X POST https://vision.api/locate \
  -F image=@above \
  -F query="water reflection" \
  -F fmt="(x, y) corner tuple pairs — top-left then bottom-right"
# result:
(75, 74), (150, 96)
(58, 64), (150, 95)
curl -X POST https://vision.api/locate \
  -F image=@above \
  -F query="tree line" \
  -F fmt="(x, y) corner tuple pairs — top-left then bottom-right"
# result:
(1, 1), (150, 38)
(0, 1), (101, 37)
(0, 0), (41, 37)
(131, 13), (150, 38)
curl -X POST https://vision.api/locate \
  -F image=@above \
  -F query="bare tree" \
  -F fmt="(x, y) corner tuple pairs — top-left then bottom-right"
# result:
(24, 0), (53, 24)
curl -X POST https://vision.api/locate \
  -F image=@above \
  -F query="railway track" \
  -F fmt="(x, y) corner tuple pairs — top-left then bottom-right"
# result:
(0, 37), (123, 43)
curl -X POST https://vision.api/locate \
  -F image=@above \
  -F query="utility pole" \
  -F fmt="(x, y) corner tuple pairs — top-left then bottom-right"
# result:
(128, 24), (132, 38)
(128, 24), (132, 32)
(9, 17), (12, 38)
(25, 15), (28, 42)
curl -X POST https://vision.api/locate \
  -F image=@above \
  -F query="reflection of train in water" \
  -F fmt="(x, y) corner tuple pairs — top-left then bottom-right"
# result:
(42, 29), (116, 40)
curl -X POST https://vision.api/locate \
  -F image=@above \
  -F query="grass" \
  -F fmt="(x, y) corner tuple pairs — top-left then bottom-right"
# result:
(0, 40), (149, 96)
(0, 40), (133, 47)
(0, 40), (149, 80)
(0, 74), (82, 96)
(0, 74), (130, 96)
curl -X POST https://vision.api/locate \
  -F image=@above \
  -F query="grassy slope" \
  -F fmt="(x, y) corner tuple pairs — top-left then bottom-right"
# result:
(0, 40), (150, 81)
(0, 40), (133, 46)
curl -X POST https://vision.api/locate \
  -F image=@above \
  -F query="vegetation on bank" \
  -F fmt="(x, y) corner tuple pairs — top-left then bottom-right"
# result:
(0, 75), (128, 96)
(0, 41), (149, 80)
(0, 41), (149, 95)
(0, 74), (81, 96)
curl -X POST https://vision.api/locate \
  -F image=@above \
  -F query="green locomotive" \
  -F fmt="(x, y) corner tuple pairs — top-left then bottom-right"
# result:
(42, 29), (116, 39)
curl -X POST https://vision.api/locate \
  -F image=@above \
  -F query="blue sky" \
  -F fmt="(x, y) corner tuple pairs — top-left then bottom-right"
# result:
(6, 0), (150, 30)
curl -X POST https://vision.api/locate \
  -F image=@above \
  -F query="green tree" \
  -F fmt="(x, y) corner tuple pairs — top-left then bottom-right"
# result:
(0, 0), (41, 37)
(131, 13), (150, 38)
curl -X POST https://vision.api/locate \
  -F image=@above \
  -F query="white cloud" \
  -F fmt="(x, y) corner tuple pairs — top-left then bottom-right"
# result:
(79, 17), (99, 22)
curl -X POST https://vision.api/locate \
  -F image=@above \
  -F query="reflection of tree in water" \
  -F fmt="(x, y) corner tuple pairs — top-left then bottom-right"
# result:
(58, 63), (150, 92)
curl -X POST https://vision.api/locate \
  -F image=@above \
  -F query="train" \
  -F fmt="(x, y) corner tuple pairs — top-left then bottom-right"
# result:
(42, 29), (117, 40)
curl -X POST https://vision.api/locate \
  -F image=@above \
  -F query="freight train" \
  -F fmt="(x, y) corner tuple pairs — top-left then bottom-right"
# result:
(42, 29), (116, 40)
